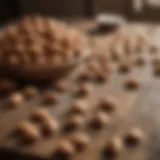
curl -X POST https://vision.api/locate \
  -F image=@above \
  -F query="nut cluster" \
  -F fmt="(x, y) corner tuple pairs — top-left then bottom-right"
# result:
(18, 108), (59, 141)
(79, 54), (109, 82)
(95, 27), (149, 62)
(0, 16), (86, 67)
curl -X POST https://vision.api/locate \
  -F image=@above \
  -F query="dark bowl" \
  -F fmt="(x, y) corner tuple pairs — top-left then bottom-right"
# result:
(1, 49), (91, 81)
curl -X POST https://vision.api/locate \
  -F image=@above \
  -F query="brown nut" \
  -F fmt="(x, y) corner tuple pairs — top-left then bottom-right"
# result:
(50, 55), (63, 66)
(23, 86), (38, 100)
(53, 79), (68, 92)
(69, 132), (90, 152)
(78, 70), (92, 81)
(100, 97), (117, 113)
(8, 92), (24, 107)
(17, 121), (40, 142)
(124, 128), (144, 146)
(103, 137), (123, 158)
(5, 25), (18, 40)
(135, 56), (145, 66)
(7, 55), (19, 66)
(33, 17), (45, 34)
(43, 91), (59, 105)
(111, 52), (120, 62)
(42, 118), (59, 136)
(95, 72), (108, 83)
(76, 83), (92, 97)
(34, 55), (46, 65)
(29, 45), (43, 63)
(118, 62), (131, 73)
(101, 62), (110, 73)
(69, 100), (87, 116)
(87, 61), (101, 74)
(125, 77), (139, 90)
(15, 43), (26, 54)
(64, 115), (84, 131)
(154, 64), (160, 76)
(31, 108), (51, 122)
(19, 21), (34, 35)
(53, 140), (75, 159)
(90, 112), (109, 129)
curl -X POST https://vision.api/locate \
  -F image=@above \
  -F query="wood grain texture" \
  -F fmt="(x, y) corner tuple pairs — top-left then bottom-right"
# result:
(19, 0), (86, 17)
(0, 21), (160, 160)
(92, 0), (128, 15)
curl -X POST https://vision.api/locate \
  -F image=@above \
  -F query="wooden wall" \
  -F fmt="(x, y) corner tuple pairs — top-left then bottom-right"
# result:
(131, 0), (160, 21)
(0, 0), (19, 24)
(19, 0), (130, 17)
(19, 0), (87, 17)
(93, 0), (128, 15)
(1, 0), (160, 23)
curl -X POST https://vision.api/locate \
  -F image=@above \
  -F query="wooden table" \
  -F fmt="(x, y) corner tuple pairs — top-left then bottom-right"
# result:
(0, 20), (160, 160)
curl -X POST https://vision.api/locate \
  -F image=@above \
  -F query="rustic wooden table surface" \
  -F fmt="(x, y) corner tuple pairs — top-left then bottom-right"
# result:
(0, 20), (160, 160)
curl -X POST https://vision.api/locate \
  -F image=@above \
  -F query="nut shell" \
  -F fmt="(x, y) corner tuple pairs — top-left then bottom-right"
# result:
(124, 128), (144, 146)
(8, 92), (24, 107)
(23, 86), (38, 99)
(69, 132), (90, 152)
(17, 121), (40, 142)
(69, 100), (87, 116)
(76, 83), (92, 97)
(64, 115), (84, 131)
(125, 77), (139, 89)
(100, 97), (117, 113)
(53, 140), (75, 159)
(103, 137), (123, 157)
(43, 91), (59, 105)
(31, 108), (51, 122)
(41, 118), (59, 136)
(90, 112), (109, 129)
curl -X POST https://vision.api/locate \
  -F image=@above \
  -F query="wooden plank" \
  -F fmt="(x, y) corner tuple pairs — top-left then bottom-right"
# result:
(19, 0), (86, 17)
(92, 0), (127, 15)
(0, 20), (159, 160)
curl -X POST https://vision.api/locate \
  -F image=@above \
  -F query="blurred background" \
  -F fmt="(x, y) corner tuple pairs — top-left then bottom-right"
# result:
(1, 0), (160, 24)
